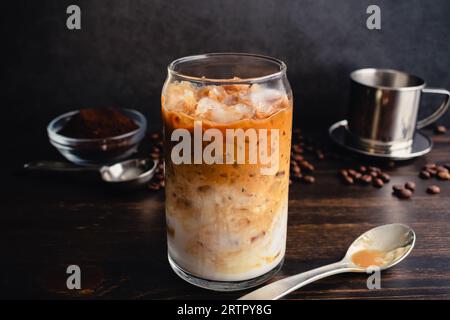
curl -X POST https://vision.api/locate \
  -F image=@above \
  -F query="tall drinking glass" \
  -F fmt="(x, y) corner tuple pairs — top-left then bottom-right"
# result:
(161, 53), (293, 291)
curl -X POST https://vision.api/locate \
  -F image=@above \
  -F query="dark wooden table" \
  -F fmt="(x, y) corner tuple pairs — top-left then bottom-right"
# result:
(1, 128), (449, 299)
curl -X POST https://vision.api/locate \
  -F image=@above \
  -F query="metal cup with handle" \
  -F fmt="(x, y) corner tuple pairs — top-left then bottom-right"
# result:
(347, 68), (450, 153)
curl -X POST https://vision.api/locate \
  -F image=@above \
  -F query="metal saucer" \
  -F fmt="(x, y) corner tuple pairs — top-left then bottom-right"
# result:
(329, 120), (433, 160)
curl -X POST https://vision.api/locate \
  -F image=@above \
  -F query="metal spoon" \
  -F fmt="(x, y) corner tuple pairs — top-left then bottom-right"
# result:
(23, 158), (158, 189)
(239, 223), (415, 300)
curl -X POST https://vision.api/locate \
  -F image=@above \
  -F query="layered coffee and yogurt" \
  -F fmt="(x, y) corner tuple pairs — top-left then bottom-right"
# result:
(162, 79), (293, 282)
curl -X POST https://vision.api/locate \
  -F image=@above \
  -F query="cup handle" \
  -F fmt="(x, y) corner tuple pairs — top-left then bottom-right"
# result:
(416, 87), (450, 129)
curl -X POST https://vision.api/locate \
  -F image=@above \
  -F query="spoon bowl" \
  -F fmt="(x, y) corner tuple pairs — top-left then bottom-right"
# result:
(343, 223), (415, 271)
(100, 158), (158, 188)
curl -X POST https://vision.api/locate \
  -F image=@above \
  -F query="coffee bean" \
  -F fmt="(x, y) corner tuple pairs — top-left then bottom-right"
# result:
(343, 175), (354, 185)
(359, 165), (367, 173)
(340, 169), (349, 177)
(419, 170), (431, 179)
(405, 181), (416, 192)
(300, 161), (315, 172)
(302, 175), (315, 184)
(437, 166), (448, 173)
(368, 166), (381, 173)
(438, 171), (450, 180)
(293, 171), (302, 179)
(354, 172), (362, 180)
(293, 154), (304, 162)
(348, 169), (358, 177)
(155, 173), (164, 181)
(445, 163), (450, 170)
(292, 166), (301, 175)
(392, 185), (403, 194)
(289, 179), (293, 185)
(370, 171), (379, 178)
(151, 152), (160, 159)
(292, 145), (302, 153)
(427, 185), (441, 194)
(435, 125), (447, 134)
(316, 150), (325, 160)
(148, 183), (161, 191)
(427, 168), (438, 176)
(398, 188), (413, 199)
(152, 146), (161, 153)
(373, 178), (384, 188)
(151, 132), (161, 140)
(159, 180), (165, 188)
(360, 174), (372, 185)
(380, 172), (390, 182)
(424, 163), (437, 170)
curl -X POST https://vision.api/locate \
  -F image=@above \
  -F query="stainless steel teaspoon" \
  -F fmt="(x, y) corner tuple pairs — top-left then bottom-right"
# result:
(239, 223), (415, 300)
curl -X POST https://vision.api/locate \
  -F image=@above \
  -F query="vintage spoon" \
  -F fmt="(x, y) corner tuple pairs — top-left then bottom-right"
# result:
(239, 223), (415, 300)
(24, 158), (158, 188)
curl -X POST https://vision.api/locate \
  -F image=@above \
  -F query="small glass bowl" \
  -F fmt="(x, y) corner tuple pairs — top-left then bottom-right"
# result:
(47, 109), (147, 166)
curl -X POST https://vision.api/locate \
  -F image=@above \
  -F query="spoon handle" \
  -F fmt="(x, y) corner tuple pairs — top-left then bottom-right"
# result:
(239, 261), (351, 300)
(23, 161), (98, 173)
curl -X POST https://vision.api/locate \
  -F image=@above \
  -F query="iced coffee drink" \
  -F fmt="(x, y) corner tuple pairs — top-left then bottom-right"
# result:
(161, 54), (293, 291)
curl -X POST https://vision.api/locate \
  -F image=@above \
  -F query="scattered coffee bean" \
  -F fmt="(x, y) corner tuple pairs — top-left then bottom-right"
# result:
(405, 181), (416, 192)
(299, 160), (315, 172)
(289, 179), (293, 185)
(340, 169), (349, 177)
(368, 166), (381, 173)
(435, 125), (447, 134)
(151, 132), (161, 140)
(428, 168), (438, 177)
(343, 175), (354, 185)
(359, 165), (367, 173)
(293, 171), (302, 179)
(316, 150), (325, 160)
(423, 163), (437, 170)
(392, 185), (404, 194)
(438, 171), (450, 180)
(398, 188), (413, 199)
(360, 174), (372, 185)
(354, 172), (362, 180)
(437, 166), (448, 173)
(348, 169), (358, 177)
(380, 172), (390, 182)
(370, 171), (379, 178)
(419, 170), (431, 179)
(292, 145), (302, 153)
(292, 165), (301, 175)
(151, 152), (160, 159)
(293, 154), (304, 162)
(427, 185), (441, 194)
(148, 182), (161, 191)
(302, 175), (315, 184)
(151, 146), (161, 153)
(373, 178), (384, 188)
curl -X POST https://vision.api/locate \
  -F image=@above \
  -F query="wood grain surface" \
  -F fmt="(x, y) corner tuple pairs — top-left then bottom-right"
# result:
(1, 129), (449, 299)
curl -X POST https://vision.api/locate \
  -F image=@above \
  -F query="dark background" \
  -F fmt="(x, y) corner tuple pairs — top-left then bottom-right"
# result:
(3, 0), (450, 137)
